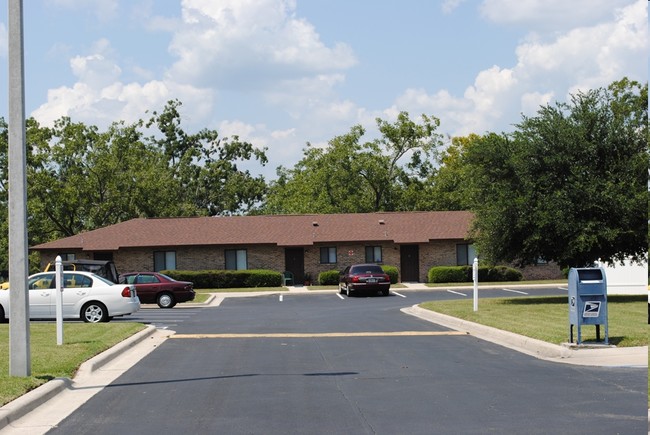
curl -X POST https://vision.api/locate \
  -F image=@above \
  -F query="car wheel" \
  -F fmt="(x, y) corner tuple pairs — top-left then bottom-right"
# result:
(0, 304), (6, 323)
(382, 289), (389, 296)
(157, 292), (176, 309)
(82, 302), (109, 323)
(339, 284), (345, 295)
(346, 284), (353, 297)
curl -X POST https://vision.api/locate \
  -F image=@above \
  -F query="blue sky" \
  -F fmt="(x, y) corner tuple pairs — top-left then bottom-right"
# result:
(0, 0), (646, 178)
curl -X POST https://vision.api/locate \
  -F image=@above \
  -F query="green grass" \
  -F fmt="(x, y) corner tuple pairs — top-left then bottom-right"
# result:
(0, 322), (145, 406)
(420, 295), (647, 347)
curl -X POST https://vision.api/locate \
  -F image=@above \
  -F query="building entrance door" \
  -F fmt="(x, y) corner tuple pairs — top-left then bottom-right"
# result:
(400, 245), (420, 282)
(284, 248), (305, 284)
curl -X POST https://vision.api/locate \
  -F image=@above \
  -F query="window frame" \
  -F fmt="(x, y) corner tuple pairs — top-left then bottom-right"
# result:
(319, 247), (337, 264)
(154, 251), (177, 272)
(225, 249), (248, 270)
(364, 246), (383, 263)
(456, 243), (477, 266)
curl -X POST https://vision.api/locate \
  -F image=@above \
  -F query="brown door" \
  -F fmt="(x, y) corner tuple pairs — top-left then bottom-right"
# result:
(400, 245), (420, 282)
(284, 248), (304, 283)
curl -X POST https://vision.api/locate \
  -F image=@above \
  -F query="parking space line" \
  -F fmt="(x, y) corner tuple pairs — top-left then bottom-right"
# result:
(171, 331), (468, 339)
(336, 293), (345, 300)
(391, 291), (406, 298)
(446, 289), (467, 297)
(501, 288), (528, 295)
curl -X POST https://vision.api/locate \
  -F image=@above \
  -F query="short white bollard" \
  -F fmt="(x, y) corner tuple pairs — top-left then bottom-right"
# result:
(472, 257), (478, 312)
(55, 255), (64, 345)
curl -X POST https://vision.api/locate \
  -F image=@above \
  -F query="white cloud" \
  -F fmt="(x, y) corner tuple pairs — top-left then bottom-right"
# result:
(166, 0), (357, 91)
(480, 0), (633, 33)
(389, 0), (647, 138)
(31, 38), (213, 129)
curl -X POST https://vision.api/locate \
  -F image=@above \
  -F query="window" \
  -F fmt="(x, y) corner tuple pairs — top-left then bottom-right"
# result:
(456, 243), (477, 266)
(225, 249), (247, 270)
(154, 251), (176, 272)
(365, 246), (382, 263)
(58, 253), (76, 261)
(320, 247), (337, 264)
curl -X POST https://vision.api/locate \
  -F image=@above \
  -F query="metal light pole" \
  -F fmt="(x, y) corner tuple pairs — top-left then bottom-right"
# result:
(8, 0), (31, 376)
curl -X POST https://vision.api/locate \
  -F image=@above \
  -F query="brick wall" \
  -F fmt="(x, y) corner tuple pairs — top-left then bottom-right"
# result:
(37, 240), (562, 282)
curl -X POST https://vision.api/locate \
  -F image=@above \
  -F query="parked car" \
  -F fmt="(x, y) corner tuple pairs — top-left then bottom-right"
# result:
(120, 272), (195, 308)
(339, 264), (391, 296)
(0, 271), (140, 323)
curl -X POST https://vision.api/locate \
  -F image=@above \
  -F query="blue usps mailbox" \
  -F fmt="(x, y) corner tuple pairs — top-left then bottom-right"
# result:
(568, 267), (608, 345)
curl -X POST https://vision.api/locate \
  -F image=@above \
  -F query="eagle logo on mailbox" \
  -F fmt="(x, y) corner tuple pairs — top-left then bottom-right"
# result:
(582, 301), (601, 317)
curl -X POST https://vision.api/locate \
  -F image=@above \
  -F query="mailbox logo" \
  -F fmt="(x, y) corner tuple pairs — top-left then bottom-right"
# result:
(583, 301), (601, 318)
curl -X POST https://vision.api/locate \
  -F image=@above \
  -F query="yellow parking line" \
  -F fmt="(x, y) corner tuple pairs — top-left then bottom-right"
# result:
(170, 331), (468, 339)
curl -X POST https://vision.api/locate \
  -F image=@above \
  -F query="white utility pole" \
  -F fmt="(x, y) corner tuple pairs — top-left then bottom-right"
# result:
(8, 0), (31, 376)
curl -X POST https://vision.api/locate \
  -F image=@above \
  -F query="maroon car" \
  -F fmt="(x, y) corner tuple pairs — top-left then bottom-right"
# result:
(339, 264), (391, 296)
(120, 272), (195, 308)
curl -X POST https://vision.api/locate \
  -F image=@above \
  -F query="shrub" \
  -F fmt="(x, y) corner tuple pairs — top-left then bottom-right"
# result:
(427, 265), (522, 283)
(318, 270), (340, 285)
(381, 265), (399, 284)
(428, 266), (469, 283)
(162, 269), (282, 289)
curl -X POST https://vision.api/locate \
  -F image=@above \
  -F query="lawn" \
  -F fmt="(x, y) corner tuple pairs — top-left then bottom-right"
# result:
(0, 322), (145, 406)
(420, 295), (647, 347)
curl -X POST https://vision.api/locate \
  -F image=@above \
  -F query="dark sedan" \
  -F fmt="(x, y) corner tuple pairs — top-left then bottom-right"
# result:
(120, 272), (195, 308)
(339, 264), (391, 296)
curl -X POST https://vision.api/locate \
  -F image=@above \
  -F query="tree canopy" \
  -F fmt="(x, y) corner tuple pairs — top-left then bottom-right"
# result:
(262, 112), (442, 214)
(461, 79), (648, 268)
(1, 79), (646, 273)
(0, 100), (269, 271)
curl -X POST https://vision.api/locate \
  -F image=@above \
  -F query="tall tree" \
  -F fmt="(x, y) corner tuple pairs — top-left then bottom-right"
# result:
(465, 79), (648, 268)
(262, 112), (442, 214)
(146, 100), (268, 215)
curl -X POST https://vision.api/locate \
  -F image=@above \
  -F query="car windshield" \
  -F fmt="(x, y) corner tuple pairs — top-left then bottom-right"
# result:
(351, 265), (384, 274)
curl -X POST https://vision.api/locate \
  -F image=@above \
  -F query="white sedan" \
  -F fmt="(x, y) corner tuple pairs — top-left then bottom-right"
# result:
(0, 271), (140, 323)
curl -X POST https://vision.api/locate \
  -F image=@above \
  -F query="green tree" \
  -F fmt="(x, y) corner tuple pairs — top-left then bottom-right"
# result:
(146, 100), (268, 215)
(0, 100), (271, 270)
(263, 112), (442, 214)
(465, 79), (648, 268)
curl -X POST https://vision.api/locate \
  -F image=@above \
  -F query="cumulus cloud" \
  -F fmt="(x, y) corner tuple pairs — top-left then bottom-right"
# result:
(166, 0), (357, 91)
(31, 37), (213, 129)
(479, 0), (633, 33)
(389, 0), (647, 137)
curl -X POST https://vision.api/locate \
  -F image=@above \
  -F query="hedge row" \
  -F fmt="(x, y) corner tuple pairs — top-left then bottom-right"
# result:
(318, 265), (400, 285)
(161, 269), (282, 289)
(428, 266), (522, 283)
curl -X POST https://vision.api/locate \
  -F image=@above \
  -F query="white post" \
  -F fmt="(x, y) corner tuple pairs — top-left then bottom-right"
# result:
(55, 256), (63, 345)
(8, 0), (31, 376)
(472, 257), (478, 312)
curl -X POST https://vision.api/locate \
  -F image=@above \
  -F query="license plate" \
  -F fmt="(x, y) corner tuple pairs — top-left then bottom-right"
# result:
(367, 278), (377, 283)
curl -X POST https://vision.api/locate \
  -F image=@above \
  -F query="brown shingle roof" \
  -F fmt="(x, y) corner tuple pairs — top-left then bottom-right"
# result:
(31, 211), (474, 251)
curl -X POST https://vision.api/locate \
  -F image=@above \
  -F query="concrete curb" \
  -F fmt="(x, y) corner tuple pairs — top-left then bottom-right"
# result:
(402, 305), (648, 367)
(0, 325), (157, 431)
(402, 305), (572, 360)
